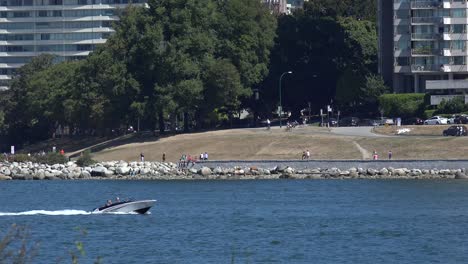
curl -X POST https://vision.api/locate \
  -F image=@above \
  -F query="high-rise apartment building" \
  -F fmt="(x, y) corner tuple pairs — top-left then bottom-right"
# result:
(380, 0), (468, 104)
(0, 0), (145, 90)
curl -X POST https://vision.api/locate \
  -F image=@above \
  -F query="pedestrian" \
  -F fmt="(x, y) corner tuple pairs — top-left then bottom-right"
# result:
(388, 150), (392, 160)
(267, 118), (271, 130)
(204, 152), (208, 160)
(200, 153), (204, 161)
(60, 149), (65, 155)
(140, 152), (144, 162)
(302, 151), (306, 160)
(162, 152), (166, 162)
(373, 150), (379, 160)
(306, 150), (310, 160)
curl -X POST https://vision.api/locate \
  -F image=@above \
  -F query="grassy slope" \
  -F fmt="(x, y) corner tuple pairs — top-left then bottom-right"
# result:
(92, 127), (360, 162)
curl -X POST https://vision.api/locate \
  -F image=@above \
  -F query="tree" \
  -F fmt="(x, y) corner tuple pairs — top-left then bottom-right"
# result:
(435, 97), (467, 115)
(360, 75), (389, 105)
(379, 94), (425, 118)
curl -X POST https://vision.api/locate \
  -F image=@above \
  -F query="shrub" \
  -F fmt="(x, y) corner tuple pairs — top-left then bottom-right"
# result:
(424, 109), (436, 119)
(42, 152), (68, 164)
(434, 96), (467, 115)
(378, 93), (425, 118)
(12, 154), (30, 163)
(76, 150), (96, 167)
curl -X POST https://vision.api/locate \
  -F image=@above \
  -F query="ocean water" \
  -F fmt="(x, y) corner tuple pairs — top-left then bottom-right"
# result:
(0, 180), (468, 263)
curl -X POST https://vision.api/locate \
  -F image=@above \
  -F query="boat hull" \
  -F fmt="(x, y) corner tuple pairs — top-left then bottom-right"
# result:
(93, 200), (156, 214)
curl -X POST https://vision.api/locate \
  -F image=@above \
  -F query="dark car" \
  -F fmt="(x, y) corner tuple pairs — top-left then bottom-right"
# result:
(443, 125), (467, 136)
(403, 117), (423, 125)
(339, 117), (360, 127)
(358, 119), (380, 126)
(454, 115), (468, 124)
(328, 118), (338, 127)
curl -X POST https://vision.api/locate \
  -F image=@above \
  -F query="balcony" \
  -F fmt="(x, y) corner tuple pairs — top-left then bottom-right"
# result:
(442, 33), (468, 41)
(441, 64), (468, 72)
(427, 80), (468, 90)
(411, 33), (439, 40)
(411, 1), (442, 9)
(441, 48), (466, 56)
(411, 64), (440, 72)
(411, 17), (442, 24)
(411, 47), (436, 55)
(394, 65), (411, 73)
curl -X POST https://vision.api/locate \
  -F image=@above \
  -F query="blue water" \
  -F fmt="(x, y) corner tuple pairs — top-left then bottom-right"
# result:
(0, 180), (468, 263)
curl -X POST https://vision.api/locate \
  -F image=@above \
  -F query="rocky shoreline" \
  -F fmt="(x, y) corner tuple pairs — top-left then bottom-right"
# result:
(0, 161), (468, 180)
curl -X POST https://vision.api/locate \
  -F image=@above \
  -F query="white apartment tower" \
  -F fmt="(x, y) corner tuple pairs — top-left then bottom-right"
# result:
(0, 0), (145, 90)
(382, 0), (468, 104)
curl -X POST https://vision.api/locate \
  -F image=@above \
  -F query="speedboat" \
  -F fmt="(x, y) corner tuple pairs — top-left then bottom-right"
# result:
(93, 199), (156, 214)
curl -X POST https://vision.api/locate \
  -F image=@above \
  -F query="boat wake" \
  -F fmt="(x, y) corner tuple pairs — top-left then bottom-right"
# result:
(0, 210), (142, 216)
(0, 210), (91, 216)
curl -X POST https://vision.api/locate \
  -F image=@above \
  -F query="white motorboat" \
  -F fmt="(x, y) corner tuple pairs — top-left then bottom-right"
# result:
(93, 199), (156, 214)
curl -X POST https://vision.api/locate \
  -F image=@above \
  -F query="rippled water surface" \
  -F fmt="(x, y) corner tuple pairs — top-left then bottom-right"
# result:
(0, 180), (468, 263)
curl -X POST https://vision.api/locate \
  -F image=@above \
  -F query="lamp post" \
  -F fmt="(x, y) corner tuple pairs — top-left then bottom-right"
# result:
(279, 71), (292, 128)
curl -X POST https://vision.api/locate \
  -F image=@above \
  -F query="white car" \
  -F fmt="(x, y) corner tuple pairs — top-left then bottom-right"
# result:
(424, 116), (448, 125)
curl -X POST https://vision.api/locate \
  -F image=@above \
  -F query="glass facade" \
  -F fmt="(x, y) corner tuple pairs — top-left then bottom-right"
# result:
(0, 0), (145, 90)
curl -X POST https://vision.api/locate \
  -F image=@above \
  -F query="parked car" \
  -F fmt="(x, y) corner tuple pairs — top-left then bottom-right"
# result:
(454, 114), (468, 124)
(424, 116), (448, 125)
(443, 125), (468, 136)
(359, 119), (380, 126)
(339, 117), (360, 127)
(403, 117), (423, 125)
(447, 115), (456, 124)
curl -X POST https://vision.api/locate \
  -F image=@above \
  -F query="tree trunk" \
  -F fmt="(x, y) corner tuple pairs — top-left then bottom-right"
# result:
(158, 111), (165, 134)
(183, 112), (189, 132)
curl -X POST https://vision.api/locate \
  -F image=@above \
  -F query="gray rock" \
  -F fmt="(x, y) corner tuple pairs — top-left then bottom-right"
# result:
(379, 168), (389, 175)
(0, 167), (11, 176)
(116, 166), (130, 175)
(455, 171), (468, 179)
(80, 171), (91, 178)
(276, 166), (287, 173)
(0, 175), (12, 180)
(91, 166), (107, 177)
(200, 167), (212, 176)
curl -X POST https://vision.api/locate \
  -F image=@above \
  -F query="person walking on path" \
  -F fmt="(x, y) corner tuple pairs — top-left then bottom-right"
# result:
(140, 152), (145, 162)
(162, 152), (166, 162)
(203, 152), (208, 160)
(306, 150), (310, 160)
(388, 150), (392, 160)
(266, 119), (271, 130)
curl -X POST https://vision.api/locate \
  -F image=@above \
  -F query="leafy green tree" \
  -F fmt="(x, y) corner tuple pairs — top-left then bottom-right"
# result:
(379, 93), (425, 118)
(361, 75), (389, 104)
(3, 54), (55, 143)
(435, 97), (467, 115)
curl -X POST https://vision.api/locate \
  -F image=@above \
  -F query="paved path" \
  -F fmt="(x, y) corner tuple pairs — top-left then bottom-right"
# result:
(330, 126), (392, 137)
(194, 160), (468, 170)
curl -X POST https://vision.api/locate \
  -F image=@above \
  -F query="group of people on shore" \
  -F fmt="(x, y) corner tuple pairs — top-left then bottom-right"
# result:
(372, 150), (393, 160)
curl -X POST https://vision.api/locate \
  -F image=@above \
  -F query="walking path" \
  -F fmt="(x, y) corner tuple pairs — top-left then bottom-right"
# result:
(353, 141), (371, 160)
(331, 126), (393, 137)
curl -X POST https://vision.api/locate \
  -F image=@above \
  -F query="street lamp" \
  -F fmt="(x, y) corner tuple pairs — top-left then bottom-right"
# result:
(279, 71), (292, 128)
